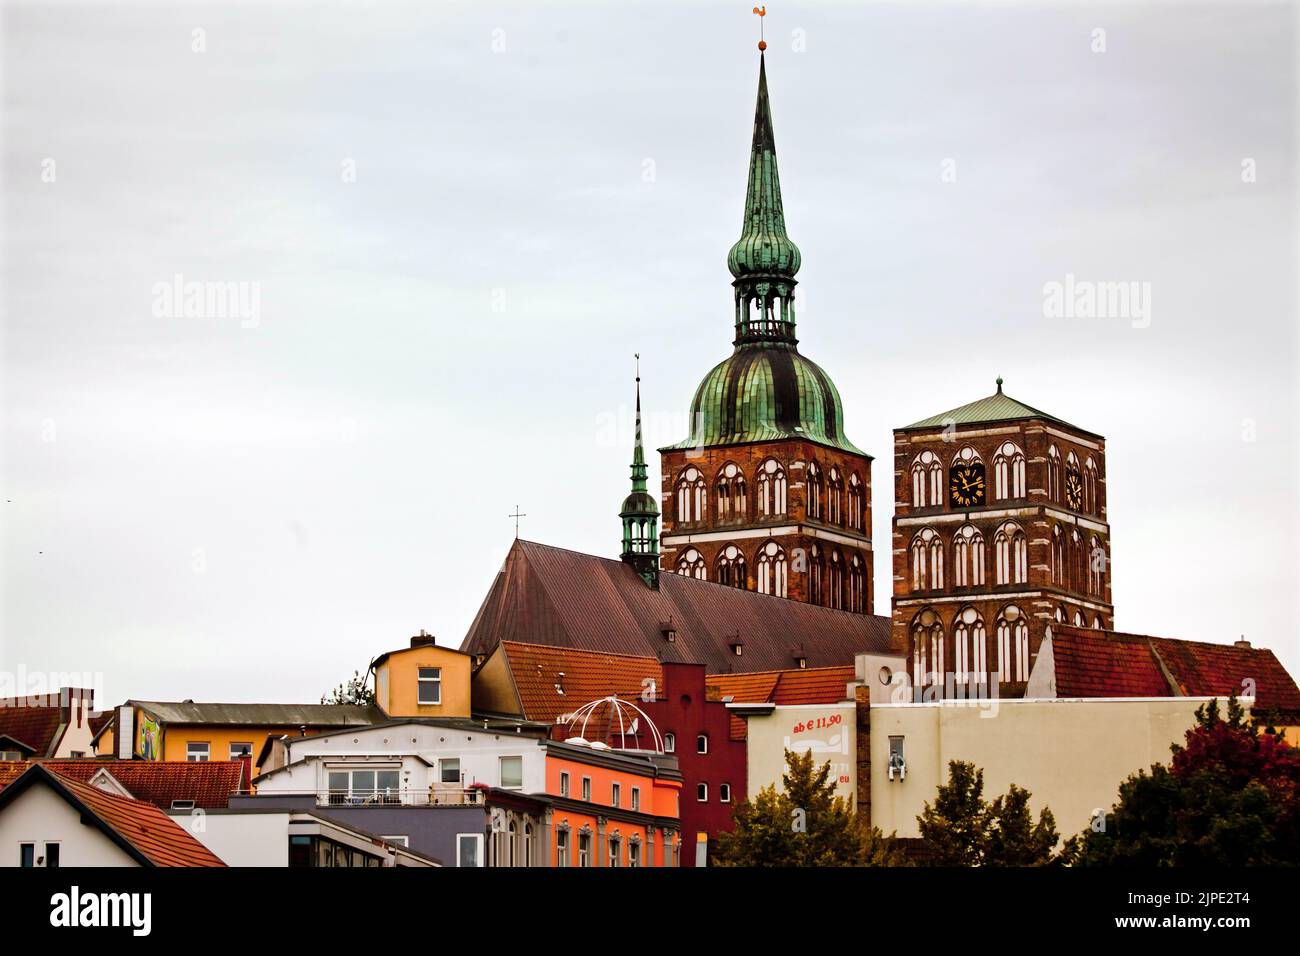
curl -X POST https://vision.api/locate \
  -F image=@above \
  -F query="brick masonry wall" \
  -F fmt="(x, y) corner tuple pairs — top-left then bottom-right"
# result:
(890, 419), (1114, 680)
(659, 439), (875, 614)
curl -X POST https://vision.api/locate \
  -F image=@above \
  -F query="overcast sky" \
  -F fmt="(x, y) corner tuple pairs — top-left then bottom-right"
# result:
(2, 1), (1296, 704)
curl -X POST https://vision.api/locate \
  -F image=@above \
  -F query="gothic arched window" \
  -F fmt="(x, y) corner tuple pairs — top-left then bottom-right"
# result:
(829, 549), (845, 610)
(1088, 535), (1105, 596)
(807, 461), (823, 520)
(808, 544), (824, 605)
(1047, 444), (1061, 502)
(676, 466), (706, 526)
(756, 458), (787, 519)
(1051, 525), (1065, 584)
(1070, 528), (1084, 592)
(911, 610), (944, 688)
(910, 528), (944, 591)
(847, 473), (865, 531)
(1085, 457), (1099, 514)
(715, 463), (745, 524)
(715, 544), (747, 590)
(993, 441), (1027, 501)
(996, 606), (1030, 682)
(910, 450), (943, 508)
(828, 467), (844, 525)
(756, 541), (788, 598)
(953, 606), (987, 685)
(953, 524), (985, 587)
(676, 547), (706, 580)
(994, 522), (1028, 585)
(848, 553), (865, 613)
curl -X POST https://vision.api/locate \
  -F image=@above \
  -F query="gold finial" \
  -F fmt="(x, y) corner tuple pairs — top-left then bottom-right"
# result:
(753, 6), (767, 51)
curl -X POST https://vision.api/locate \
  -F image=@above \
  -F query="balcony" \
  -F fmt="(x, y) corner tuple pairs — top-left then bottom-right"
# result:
(316, 787), (486, 808)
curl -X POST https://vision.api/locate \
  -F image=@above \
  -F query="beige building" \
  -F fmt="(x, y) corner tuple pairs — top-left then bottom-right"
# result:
(734, 702), (860, 805)
(868, 695), (1231, 840)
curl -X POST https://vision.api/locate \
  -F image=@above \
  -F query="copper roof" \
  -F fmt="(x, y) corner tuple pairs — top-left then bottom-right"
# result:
(461, 540), (890, 673)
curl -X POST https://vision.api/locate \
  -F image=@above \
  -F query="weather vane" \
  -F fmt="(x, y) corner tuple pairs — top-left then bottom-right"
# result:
(753, 6), (767, 51)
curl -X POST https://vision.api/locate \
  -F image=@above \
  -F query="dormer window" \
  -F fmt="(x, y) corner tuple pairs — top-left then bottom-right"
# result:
(418, 667), (442, 705)
(732, 644), (743, 656)
(794, 656), (807, 669)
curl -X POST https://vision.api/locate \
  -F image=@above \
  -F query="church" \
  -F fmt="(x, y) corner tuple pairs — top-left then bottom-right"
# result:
(461, 49), (1108, 692)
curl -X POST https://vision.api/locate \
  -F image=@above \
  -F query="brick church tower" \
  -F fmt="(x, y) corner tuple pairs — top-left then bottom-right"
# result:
(658, 53), (874, 614)
(891, 379), (1113, 696)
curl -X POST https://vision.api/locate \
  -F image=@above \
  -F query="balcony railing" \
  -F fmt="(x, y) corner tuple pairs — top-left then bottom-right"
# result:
(315, 788), (486, 808)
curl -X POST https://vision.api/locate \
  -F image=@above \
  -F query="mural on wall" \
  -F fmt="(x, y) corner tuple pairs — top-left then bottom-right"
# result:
(136, 710), (161, 760)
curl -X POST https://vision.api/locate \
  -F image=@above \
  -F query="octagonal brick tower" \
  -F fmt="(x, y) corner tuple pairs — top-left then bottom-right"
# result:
(657, 53), (873, 614)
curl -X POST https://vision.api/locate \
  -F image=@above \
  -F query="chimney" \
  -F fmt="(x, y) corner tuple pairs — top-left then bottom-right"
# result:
(237, 753), (253, 793)
(410, 629), (437, 649)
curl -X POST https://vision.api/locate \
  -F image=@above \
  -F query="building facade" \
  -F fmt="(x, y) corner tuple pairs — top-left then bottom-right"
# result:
(891, 382), (1114, 696)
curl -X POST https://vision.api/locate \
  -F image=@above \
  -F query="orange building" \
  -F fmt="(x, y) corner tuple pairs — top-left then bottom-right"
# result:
(544, 740), (681, 867)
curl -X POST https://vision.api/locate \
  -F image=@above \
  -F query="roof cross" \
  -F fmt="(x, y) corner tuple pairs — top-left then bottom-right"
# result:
(508, 505), (526, 538)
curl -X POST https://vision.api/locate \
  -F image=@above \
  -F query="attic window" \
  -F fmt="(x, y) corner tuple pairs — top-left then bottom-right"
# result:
(555, 672), (565, 695)
(794, 656), (808, 669)
(662, 627), (676, 643)
(731, 644), (744, 656)
(170, 800), (196, 811)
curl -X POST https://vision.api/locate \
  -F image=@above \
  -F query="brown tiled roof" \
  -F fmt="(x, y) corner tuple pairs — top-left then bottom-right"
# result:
(496, 641), (662, 727)
(1050, 627), (1300, 712)
(0, 764), (225, 866)
(32, 759), (245, 810)
(461, 540), (890, 673)
(0, 701), (65, 756)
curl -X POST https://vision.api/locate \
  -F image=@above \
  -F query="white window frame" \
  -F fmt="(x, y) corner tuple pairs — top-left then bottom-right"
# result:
(457, 833), (484, 868)
(696, 734), (708, 755)
(439, 758), (461, 785)
(581, 776), (592, 801)
(697, 782), (708, 802)
(186, 741), (210, 762)
(631, 786), (640, 811)
(560, 771), (570, 797)
(611, 782), (621, 808)
(418, 667), (442, 705)
(720, 783), (732, 803)
(499, 755), (523, 790)
(664, 733), (675, 753)
(228, 742), (253, 760)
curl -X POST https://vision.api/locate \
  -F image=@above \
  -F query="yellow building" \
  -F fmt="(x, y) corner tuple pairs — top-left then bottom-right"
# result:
(372, 632), (473, 719)
(868, 695), (1229, 841)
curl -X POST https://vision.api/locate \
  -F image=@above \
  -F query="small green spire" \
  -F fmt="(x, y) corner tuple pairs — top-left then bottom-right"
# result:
(620, 355), (659, 587)
(996, 376), (1004, 393)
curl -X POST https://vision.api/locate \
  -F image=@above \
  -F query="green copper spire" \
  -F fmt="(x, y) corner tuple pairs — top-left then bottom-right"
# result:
(727, 53), (801, 346)
(620, 358), (660, 587)
(658, 51), (866, 458)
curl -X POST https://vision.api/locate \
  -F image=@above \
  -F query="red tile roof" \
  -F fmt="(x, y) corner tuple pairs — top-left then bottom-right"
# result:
(461, 540), (890, 672)
(1050, 627), (1300, 713)
(33, 759), (245, 809)
(0, 764), (225, 866)
(0, 702), (64, 756)
(708, 665), (856, 741)
(496, 641), (663, 728)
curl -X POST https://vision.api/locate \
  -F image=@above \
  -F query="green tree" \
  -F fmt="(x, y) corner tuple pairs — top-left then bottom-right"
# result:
(321, 670), (375, 706)
(917, 760), (1059, 866)
(1062, 695), (1299, 866)
(714, 749), (905, 867)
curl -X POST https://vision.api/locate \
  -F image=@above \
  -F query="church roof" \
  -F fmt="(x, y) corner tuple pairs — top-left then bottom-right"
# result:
(899, 381), (1096, 437)
(460, 539), (891, 673)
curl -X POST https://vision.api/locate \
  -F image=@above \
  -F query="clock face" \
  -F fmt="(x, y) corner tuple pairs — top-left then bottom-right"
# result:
(1065, 470), (1083, 510)
(949, 463), (986, 508)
